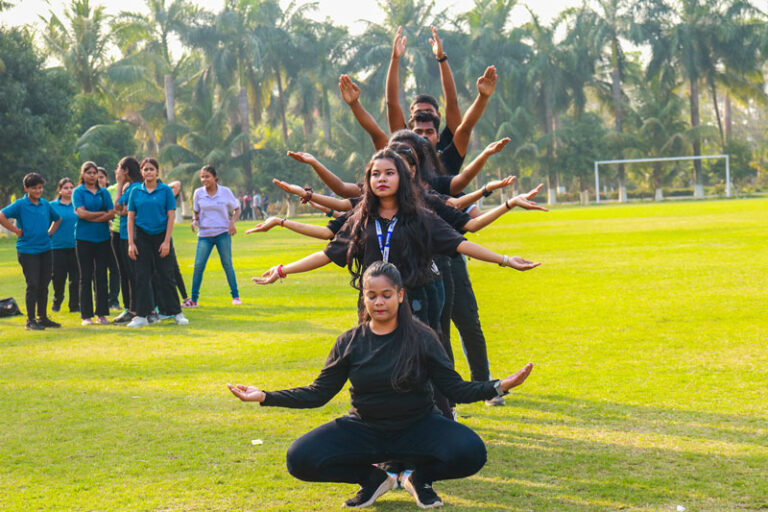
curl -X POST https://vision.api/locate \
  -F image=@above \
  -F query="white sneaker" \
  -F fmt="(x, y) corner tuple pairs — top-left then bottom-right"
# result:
(174, 313), (189, 325)
(127, 316), (149, 328)
(484, 396), (506, 407)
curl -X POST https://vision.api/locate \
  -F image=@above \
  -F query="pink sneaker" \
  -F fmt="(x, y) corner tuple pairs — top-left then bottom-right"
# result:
(232, 298), (242, 305)
(81, 318), (94, 326)
(181, 298), (198, 308)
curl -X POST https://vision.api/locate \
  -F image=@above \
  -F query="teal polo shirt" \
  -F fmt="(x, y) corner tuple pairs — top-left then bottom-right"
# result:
(72, 184), (113, 243)
(50, 199), (78, 249)
(1, 195), (60, 254)
(118, 181), (142, 240)
(127, 182), (176, 235)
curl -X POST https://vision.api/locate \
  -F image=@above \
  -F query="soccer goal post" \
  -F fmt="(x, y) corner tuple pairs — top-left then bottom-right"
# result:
(594, 154), (731, 203)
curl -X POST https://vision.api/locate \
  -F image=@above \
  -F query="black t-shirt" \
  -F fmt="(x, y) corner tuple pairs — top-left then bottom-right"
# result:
(438, 141), (464, 176)
(261, 324), (498, 430)
(422, 191), (470, 233)
(436, 126), (453, 153)
(323, 209), (466, 289)
(325, 196), (361, 235)
(428, 175), (453, 196)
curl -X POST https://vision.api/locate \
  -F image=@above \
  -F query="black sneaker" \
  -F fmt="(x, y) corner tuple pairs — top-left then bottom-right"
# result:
(37, 317), (61, 328)
(51, 302), (61, 313)
(344, 470), (396, 508)
(113, 310), (135, 324)
(26, 319), (45, 330)
(147, 312), (160, 324)
(403, 473), (443, 509)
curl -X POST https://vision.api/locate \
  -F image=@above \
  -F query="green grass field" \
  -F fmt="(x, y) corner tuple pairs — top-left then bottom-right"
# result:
(1, 199), (767, 511)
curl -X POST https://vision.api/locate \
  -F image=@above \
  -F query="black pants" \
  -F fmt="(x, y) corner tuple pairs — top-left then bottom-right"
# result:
(135, 228), (180, 318)
(287, 414), (486, 486)
(52, 248), (79, 312)
(107, 231), (121, 306)
(168, 242), (187, 300)
(116, 238), (135, 312)
(18, 251), (52, 320)
(450, 256), (491, 382)
(76, 240), (110, 319)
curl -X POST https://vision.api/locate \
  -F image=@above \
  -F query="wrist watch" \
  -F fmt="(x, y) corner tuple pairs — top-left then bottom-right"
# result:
(493, 380), (509, 397)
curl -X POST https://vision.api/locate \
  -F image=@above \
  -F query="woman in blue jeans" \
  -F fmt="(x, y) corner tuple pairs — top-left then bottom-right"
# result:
(184, 165), (241, 307)
(229, 262), (533, 509)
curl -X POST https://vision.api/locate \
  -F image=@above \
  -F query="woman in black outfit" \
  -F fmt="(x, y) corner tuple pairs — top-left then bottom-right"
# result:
(229, 261), (533, 509)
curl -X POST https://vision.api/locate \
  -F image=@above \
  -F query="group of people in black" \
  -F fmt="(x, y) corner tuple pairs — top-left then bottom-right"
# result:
(1, 158), (190, 330)
(229, 27), (543, 509)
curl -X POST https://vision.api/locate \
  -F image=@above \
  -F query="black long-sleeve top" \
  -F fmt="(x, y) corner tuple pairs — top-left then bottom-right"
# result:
(261, 324), (499, 430)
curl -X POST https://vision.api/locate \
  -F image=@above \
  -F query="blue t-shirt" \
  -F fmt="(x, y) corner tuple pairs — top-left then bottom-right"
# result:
(118, 181), (142, 240)
(1, 195), (60, 254)
(128, 182), (176, 236)
(50, 199), (78, 249)
(72, 184), (113, 243)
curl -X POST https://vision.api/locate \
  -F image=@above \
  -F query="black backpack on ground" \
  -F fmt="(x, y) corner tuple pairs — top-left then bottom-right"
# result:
(0, 297), (23, 317)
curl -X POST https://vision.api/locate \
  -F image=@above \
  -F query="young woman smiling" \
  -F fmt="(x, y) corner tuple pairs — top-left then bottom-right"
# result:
(50, 178), (80, 314)
(229, 262), (533, 509)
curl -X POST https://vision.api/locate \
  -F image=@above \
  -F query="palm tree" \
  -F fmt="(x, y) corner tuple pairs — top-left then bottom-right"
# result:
(39, 0), (111, 95)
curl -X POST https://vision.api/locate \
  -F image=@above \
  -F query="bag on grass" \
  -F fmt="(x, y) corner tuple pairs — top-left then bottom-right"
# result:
(0, 297), (23, 317)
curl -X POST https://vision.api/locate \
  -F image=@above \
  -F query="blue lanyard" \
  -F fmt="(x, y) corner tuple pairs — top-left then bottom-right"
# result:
(375, 217), (398, 262)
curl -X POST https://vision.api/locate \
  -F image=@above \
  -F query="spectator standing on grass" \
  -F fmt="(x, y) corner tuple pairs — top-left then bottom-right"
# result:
(98, 167), (122, 311)
(112, 156), (143, 324)
(73, 162), (114, 326)
(183, 165), (241, 308)
(252, 191), (263, 219)
(50, 178), (79, 314)
(242, 193), (251, 220)
(0, 172), (62, 330)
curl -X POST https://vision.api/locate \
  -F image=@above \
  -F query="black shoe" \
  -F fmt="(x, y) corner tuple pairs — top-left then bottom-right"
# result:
(26, 319), (45, 331)
(147, 312), (160, 324)
(37, 317), (61, 328)
(344, 470), (396, 508)
(403, 473), (443, 509)
(113, 310), (135, 324)
(51, 302), (61, 313)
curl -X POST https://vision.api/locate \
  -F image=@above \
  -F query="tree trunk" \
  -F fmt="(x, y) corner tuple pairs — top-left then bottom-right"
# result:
(611, 65), (627, 203)
(274, 63), (289, 143)
(710, 80), (724, 147)
(238, 86), (253, 191)
(689, 79), (704, 198)
(321, 88), (332, 143)
(545, 101), (556, 205)
(652, 162), (663, 200)
(163, 74), (176, 144)
(724, 92), (732, 144)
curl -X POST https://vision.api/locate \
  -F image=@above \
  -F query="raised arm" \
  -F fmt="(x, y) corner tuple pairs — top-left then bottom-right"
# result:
(449, 137), (510, 196)
(462, 185), (547, 232)
(252, 250), (331, 285)
(246, 216), (334, 240)
(430, 26), (460, 133)
(456, 240), (540, 270)
(452, 66), (498, 158)
(447, 175), (516, 210)
(386, 26), (408, 133)
(339, 75), (388, 150)
(287, 151), (362, 198)
(272, 178), (353, 211)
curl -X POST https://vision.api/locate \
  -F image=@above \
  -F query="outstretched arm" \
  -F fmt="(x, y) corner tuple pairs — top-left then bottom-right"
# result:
(456, 240), (540, 270)
(272, 178), (353, 211)
(462, 185), (547, 232)
(339, 75), (389, 150)
(430, 26), (460, 133)
(452, 66), (498, 158)
(447, 175), (516, 210)
(252, 251), (331, 285)
(386, 26), (408, 133)
(287, 151), (362, 198)
(246, 216), (334, 240)
(449, 137), (510, 196)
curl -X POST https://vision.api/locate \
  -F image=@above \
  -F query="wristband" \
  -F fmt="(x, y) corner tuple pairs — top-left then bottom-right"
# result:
(277, 264), (287, 279)
(280, 218), (286, 227)
(482, 186), (493, 198)
(505, 199), (512, 210)
(437, 54), (448, 63)
(493, 380), (509, 397)
(326, 209), (335, 218)
(499, 255), (509, 267)
(301, 186), (313, 204)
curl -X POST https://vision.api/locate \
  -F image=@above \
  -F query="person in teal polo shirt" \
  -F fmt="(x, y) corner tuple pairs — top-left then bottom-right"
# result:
(111, 156), (143, 324)
(98, 167), (122, 310)
(126, 157), (188, 328)
(73, 161), (114, 326)
(50, 178), (80, 313)
(0, 172), (62, 330)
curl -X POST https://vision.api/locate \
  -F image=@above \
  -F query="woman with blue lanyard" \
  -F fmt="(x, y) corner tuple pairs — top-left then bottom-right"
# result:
(0, 173), (62, 330)
(183, 165), (241, 308)
(125, 158), (188, 328)
(73, 161), (114, 326)
(229, 261), (534, 509)
(112, 156), (143, 324)
(50, 178), (80, 314)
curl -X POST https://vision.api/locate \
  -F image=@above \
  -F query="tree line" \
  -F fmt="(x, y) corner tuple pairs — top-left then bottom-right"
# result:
(2, 0), (768, 206)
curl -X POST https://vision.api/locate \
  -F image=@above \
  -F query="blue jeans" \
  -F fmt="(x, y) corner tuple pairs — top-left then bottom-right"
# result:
(191, 232), (238, 301)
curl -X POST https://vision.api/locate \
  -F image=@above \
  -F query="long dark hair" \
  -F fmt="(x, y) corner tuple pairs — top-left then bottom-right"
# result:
(358, 261), (436, 392)
(118, 156), (142, 183)
(345, 149), (432, 291)
(389, 129), (447, 181)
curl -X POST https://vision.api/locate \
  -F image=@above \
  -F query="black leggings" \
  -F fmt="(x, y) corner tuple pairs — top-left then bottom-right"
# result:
(115, 236), (133, 311)
(18, 251), (52, 320)
(134, 228), (180, 317)
(107, 231), (121, 306)
(52, 248), (79, 311)
(76, 240), (110, 319)
(286, 414), (486, 485)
